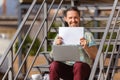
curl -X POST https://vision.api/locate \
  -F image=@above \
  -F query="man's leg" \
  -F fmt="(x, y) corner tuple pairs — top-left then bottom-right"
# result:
(49, 61), (73, 80)
(73, 62), (91, 80)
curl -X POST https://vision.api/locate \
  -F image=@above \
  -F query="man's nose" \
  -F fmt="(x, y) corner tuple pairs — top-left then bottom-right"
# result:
(72, 18), (75, 22)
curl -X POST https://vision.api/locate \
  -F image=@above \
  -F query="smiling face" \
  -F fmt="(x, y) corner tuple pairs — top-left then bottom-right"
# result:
(64, 10), (80, 27)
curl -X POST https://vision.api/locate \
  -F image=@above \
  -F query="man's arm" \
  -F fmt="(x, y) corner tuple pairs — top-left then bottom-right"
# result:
(80, 38), (98, 60)
(84, 45), (98, 60)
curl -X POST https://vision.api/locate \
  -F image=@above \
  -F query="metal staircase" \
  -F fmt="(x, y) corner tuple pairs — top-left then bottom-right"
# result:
(89, 0), (120, 80)
(0, 0), (120, 80)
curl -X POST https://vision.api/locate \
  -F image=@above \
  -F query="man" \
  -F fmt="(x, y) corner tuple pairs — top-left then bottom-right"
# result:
(49, 7), (98, 80)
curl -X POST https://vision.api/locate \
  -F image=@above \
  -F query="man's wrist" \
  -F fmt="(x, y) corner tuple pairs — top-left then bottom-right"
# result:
(83, 45), (89, 50)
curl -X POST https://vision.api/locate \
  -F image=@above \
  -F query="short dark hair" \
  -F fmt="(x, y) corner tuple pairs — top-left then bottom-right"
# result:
(63, 7), (80, 17)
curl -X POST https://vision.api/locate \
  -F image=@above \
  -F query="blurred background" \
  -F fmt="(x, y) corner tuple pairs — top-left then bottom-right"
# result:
(0, 0), (18, 16)
(0, 0), (18, 54)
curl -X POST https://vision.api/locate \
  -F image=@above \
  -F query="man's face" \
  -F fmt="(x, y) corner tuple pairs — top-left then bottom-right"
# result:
(64, 10), (80, 27)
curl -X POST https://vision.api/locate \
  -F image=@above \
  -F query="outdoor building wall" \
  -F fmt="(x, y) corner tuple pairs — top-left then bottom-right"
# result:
(0, 0), (18, 54)
(0, 0), (18, 16)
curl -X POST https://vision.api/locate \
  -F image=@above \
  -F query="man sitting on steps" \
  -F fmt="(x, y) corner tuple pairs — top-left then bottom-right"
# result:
(49, 6), (98, 80)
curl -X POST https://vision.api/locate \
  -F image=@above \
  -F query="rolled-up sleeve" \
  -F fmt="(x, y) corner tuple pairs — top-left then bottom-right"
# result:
(84, 32), (96, 47)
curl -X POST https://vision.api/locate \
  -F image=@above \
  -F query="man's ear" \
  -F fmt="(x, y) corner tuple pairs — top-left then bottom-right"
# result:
(63, 17), (69, 26)
(64, 17), (67, 22)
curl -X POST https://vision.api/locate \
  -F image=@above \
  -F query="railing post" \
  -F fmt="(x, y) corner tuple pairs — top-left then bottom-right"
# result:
(71, 0), (75, 6)
(17, 2), (24, 78)
(99, 53), (104, 80)
(71, 0), (79, 6)
(44, 1), (48, 51)
(81, 10), (85, 26)
(8, 50), (13, 80)
(94, 8), (99, 39)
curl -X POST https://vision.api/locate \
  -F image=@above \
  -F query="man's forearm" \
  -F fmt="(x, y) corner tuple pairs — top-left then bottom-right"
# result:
(84, 46), (98, 60)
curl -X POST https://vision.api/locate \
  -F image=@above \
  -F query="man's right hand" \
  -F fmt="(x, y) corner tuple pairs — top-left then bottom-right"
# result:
(55, 36), (63, 45)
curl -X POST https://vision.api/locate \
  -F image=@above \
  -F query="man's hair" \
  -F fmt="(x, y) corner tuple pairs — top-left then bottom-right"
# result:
(63, 7), (80, 17)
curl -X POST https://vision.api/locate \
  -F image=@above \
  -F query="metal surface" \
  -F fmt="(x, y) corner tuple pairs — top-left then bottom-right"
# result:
(89, 0), (119, 79)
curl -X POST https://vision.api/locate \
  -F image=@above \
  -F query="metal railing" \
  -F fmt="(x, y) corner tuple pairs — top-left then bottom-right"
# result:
(0, 0), (120, 80)
(89, 0), (120, 80)
(0, 0), (65, 79)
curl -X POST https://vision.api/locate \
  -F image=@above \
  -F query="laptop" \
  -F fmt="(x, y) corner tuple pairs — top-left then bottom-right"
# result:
(52, 45), (82, 61)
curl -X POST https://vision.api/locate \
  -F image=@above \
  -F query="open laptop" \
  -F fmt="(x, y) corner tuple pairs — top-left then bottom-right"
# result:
(52, 45), (82, 61)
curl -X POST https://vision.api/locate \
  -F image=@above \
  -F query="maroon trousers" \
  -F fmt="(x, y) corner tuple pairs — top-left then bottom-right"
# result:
(49, 61), (91, 80)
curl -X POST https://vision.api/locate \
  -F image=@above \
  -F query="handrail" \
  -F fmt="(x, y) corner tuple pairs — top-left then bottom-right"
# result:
(24, 37), (46, 80)
(0, 0), (38, 79)
(48, 0), (64, 32)
(14, 2), (47, 80)
(2, 0), (37, 66)
(14, 0), (64, 79)
(13, 0), (45, 65)
(89, 0), (119, 79)
(23, 0), (58, 79)
(0, 0), (37, 79)
(0, 0), (37, 67)
(104, 7), (120, 80)
(24, 0), (64, 79)
(111, 30), (120, 78)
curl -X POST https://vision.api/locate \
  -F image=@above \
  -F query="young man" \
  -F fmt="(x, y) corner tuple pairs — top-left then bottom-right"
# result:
(49, 7), (98, 80)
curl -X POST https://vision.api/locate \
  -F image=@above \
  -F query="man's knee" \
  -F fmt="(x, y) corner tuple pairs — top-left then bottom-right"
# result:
(50, 61), (60, 70)
(74, 62), (83, 69)
(74, 62), (90, 72)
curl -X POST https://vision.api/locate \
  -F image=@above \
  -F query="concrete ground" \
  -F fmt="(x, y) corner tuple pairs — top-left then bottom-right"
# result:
(0, 38), (11, 55)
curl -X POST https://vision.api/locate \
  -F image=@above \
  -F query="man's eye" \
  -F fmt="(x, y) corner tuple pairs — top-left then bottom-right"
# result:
(69, 17), (72, 19)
